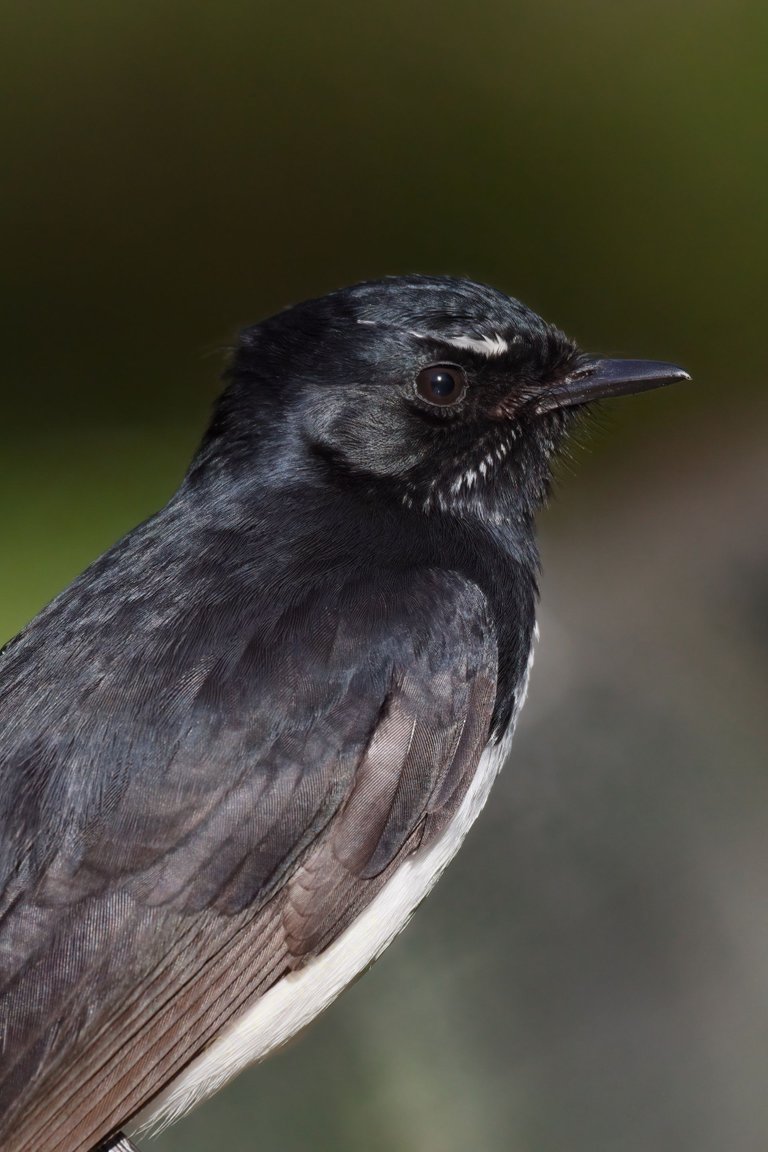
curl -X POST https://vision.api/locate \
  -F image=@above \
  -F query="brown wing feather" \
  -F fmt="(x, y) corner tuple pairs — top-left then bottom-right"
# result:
(284, 664), (496, 957)
(1, 572), (496, 1152)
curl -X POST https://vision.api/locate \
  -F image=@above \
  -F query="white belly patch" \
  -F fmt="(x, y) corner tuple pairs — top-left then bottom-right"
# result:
(135, 642), (533, 1135)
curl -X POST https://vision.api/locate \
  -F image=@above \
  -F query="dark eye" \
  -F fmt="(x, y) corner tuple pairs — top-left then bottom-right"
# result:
(414, 363), (467, 407)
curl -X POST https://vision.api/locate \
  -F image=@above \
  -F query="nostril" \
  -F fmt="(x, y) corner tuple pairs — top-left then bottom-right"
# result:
(567, 362), (597, 381)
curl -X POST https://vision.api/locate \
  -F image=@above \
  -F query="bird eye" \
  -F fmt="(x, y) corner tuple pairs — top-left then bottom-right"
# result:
(414, 364), (467, 407)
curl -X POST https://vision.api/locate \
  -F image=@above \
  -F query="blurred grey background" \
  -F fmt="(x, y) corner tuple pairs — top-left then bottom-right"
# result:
(1, 2), (767, 1150)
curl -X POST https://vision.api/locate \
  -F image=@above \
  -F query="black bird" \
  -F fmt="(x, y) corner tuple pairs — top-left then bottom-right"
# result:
(0, 276), (688, 1152)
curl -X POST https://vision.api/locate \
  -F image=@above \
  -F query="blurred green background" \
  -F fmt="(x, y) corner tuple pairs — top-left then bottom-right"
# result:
(2, 2), (767, 1150)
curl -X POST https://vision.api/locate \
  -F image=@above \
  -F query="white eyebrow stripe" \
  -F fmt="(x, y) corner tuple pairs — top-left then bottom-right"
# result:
(409, 331), (509, 357)
(356, 320), (510, 358)
(440, 333), (509, 357)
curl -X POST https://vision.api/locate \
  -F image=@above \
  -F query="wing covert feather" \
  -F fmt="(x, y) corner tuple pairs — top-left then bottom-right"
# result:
(0, 566), (497, 1152)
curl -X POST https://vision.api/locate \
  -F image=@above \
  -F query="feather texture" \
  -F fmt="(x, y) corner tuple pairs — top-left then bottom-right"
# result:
(0, 546), (506, 1152)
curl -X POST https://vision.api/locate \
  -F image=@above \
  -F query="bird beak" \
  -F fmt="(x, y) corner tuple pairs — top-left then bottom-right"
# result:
(534, 357), (691, 414)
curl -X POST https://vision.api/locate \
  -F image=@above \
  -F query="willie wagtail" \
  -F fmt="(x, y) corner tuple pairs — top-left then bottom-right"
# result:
(0, 276), (689, 1152)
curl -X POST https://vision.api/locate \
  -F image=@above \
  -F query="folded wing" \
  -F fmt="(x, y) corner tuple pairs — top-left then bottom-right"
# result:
(0, 565), (496, 1152)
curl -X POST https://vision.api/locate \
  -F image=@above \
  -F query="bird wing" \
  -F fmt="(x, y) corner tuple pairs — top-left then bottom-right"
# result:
(0, 565), (497, 1152)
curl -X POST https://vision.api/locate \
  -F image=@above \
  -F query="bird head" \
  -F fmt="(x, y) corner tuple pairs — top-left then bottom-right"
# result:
(197, 276), (688, 525)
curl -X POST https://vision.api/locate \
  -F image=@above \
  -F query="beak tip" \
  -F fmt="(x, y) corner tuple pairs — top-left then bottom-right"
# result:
(661, 366), (692, 383)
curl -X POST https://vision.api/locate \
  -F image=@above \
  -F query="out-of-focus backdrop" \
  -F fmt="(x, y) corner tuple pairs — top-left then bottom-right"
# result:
(2, 3), (767, 1150)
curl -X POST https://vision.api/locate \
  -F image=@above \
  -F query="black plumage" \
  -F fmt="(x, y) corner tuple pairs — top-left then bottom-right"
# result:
(0, 276), (688, 1152)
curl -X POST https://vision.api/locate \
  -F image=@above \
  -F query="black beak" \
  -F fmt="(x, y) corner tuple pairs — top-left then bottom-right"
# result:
(535, 357), (691, 414)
